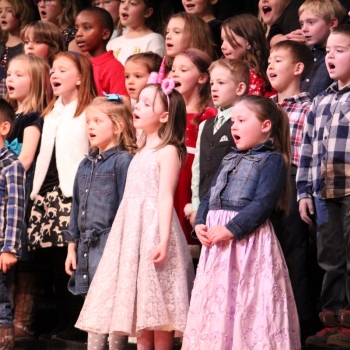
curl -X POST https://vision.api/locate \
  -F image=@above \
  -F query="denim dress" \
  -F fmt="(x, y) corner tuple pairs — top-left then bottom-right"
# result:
(63, 146), (132, 295)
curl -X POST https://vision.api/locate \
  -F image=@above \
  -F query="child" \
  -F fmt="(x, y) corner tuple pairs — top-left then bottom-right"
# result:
(124, 52), (162, 103)
(267, 40), (315, 342)
(92, 0), (121, 41)
(34, 0), (83, 51)
(297, 24), (350, 347)
(299, 0), (346, 100)
(171, 48), (217, 249)
(106, 0), (164, 66)
(221, 14), (270, 96)
(190, 58), (250, 226)
(182, 0), (222, 58)
(0, 0), (37, 70)
(165, 12), (216, 68)
(27, 52), (97, 342)
(0, 98), (25, 350)
(182, 95), (300, 350)
(75, 7), (129, 97)
(76, 72), (195, 350)
(21, 21), (65, 66)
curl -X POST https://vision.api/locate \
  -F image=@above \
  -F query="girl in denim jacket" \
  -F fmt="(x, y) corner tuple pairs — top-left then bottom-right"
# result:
(182, 95), (301, 350)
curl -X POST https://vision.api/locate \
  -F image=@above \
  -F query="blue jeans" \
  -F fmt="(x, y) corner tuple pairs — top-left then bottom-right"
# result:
(315, 196), (350, 314)
(0, 267), (14, 326)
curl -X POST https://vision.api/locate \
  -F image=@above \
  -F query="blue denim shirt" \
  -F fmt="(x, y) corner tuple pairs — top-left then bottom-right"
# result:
(195, 141), (287, 241)
(64, 146), (133, 295)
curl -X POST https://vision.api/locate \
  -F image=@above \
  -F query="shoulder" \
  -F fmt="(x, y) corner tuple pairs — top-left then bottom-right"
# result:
(157, 145), (179, 164)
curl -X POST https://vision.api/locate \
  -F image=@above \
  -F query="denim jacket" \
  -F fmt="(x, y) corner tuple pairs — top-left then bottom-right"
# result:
(195, 141), (286, 241)
(63, 146), (133, 295)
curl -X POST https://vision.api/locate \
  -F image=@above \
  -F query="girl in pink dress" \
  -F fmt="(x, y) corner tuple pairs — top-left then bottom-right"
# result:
(182, 95), (300, 350)
(171, 48), (217, 250)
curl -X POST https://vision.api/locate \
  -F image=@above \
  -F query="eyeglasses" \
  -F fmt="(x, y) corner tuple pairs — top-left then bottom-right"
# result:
(33, 0), (55, 5)
(92, 0), (120, 8)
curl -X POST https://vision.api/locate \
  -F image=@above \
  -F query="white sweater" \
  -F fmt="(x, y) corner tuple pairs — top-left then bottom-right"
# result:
(31, 97), (89, 199)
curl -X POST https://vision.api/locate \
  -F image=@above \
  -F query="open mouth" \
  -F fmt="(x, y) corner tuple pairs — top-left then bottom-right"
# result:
(174, 82), (181, 88)
(128, 87), (135, 92)
(328, 63), (335, 70)
(40, 11), (47, 17)
(121, 13), (129, 20)
(262, 6), (272, 14)
(89, 133), (96, 139)
(269, 73), (277, 78)
(233, 134), (241, 142)
(7, 86), (14, 92)
(166, 43), (173, 48)
(1, 21), (7, 26)
(186, 4), (195, 10)
(52, 82), (61, 87)
(133, 113), (140, 120)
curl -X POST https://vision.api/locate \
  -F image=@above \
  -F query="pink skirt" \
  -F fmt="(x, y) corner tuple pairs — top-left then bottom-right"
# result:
(182, 209), (300, 350)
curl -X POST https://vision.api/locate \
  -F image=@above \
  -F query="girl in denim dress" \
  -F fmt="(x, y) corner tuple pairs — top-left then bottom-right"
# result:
(182, 95), (301, 350)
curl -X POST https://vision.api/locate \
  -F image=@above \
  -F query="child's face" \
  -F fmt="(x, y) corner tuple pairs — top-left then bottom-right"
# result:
(86, 106), (118, 153)
(221, 27), (249, 60)
(124, 60), (150, 100)
(326, 33), (350, 89)
(231, 101), (270, 150)
(166, 18), (189, 58)
(299, 10), (334, 48)
(93, 0), (120, 27)
(133, 86), (167, 133)
(6, 59), (31, 104)
(210, 65), (241, 110)
(23, 30), (50, 60)
(75, 11), (109, 57)
(37, 0), (63, 24)
(172, 54), (207, 102)
(0, 0), (19, 34)
(119, 0), (151, 28)
(267, 49), (301, 93)
(182, 0), (216, 19)
(50, 56), (81, 102)
(258, 0), (286, 27)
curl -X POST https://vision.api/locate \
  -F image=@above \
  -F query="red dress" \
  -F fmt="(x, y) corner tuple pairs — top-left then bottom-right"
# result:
(249, 70), (266, 96)
(174, 107), (217, 246)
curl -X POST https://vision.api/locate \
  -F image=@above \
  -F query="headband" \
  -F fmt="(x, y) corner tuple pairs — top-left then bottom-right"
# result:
(103, 92), (122, 102)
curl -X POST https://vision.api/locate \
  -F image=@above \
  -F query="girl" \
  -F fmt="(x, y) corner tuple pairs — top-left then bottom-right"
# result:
(76, 72), (195, 350)
(0, 0), (37, 70)
(171, 49), (216, 250)
(27, 52), (97, 341)
(165, 12), (216, 68)
(182, 95), (300, 350)
(21, 21), (65, 66)
(106, 0), (164, 66)
(124, 51), (162, 103)
(221, 14), (270, 96)
(34, 0), (83, 52)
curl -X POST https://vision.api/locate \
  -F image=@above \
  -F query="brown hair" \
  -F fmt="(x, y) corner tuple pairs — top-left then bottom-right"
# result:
(20, 21), (65, 66)
(125, 52), (163, 73)
(56, 0), (83, 28)
(222, 14), (270, 89)
(271, 40), (315, 79)
(0, 0), (38, 42)
(165, 12), (216, 67)
(299, 0), (346, 24)
(42, 52), (97, 118)
(87, 96), (138, 155)
(331, 23), (350, 37)
(209, 58), (250, 95)
(6, 54), (52, 114)
(239, 95), (291, 213)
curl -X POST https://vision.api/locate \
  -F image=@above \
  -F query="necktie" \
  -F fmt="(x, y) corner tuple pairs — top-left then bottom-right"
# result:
(213, 115), (225, 134)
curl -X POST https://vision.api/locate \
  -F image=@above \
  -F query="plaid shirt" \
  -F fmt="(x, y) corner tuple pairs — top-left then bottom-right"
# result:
(271, 93), (311, 167)
(0, 146), (25, 255)
(296, 82), (350, 200)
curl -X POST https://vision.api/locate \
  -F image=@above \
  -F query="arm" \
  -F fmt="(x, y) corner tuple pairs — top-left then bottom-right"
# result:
(152, 146), (180, 264)
(115, 153), (133, 208)
(18, 125), (41, 171)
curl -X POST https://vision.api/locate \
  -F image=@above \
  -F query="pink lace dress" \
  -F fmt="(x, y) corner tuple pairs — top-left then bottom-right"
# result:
(75, 149), (195, 337)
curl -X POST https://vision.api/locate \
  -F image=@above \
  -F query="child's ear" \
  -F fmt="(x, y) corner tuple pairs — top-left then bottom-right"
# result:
(329, 17), (338, 29)
(159, 111), (169, 124)
(236, 82), (247, 96)
(198, 73), (209, 85)
(76, 76), (81, 86)
(102, 28), (111, 41)
(0, 121), (11, 137)
(113, 122), (125, 135)
(261, 119), (271, 133)
(210, 0), (219, 4)
(294, 62), (305, 77)
(144, 7), (153, 18)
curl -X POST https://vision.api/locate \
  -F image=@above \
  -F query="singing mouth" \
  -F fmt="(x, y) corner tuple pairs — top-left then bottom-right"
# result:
(262, 6), (272, 14)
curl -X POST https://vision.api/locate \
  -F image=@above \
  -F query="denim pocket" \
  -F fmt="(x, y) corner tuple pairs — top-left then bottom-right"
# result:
(93, 174), (114, 195)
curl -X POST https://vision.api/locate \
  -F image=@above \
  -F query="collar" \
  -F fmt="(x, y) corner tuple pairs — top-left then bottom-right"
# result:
(88, 145), (125, 162)
(217, 107), (233, 121)
(271, 92), (310, 105)
(232, 140), (275, 154)
(326, 81), (350, 95)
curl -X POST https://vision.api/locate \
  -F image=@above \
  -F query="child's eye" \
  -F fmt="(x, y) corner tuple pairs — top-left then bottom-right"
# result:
(84, 26), (90, 30)
(125, 74), (130, 79)
(136, 75), (142, 79)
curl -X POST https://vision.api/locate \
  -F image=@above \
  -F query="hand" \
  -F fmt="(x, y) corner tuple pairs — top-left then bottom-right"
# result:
(299, 198), (314, 225)
(65, 248), (77, 276)
(285, 29), (306, 43)
(152, 242), (168, 265)
(0, 252), (17, 273)
(206, 225), (233, 245)
(188, 211), (197, 227)
(195, 224), (211, 247)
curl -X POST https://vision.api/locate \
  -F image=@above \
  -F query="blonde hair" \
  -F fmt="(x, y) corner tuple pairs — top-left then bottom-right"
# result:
(6, 54), (51, 114)
(299, 0), (346, 24)
(42, 52), (97, 118)
(87, 96), (138, 155)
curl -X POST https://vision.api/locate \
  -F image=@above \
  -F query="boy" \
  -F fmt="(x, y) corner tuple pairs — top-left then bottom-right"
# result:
(299, 0), (346, 99)
(189, 59), (249, 225)
(0, 98), (25, 349)
(267, 40), (315, 343)
(297, 24), (350, 347)
(74, 7), (128, 97)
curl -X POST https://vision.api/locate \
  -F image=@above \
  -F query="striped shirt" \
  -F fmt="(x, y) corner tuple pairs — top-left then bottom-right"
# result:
(271, 93), (311, 167)
(297, 82), (350, 200)
(0, 146), (25, 255)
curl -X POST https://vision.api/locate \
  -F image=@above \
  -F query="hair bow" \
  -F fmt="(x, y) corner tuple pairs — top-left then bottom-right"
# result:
(103, 92), (122, 102)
